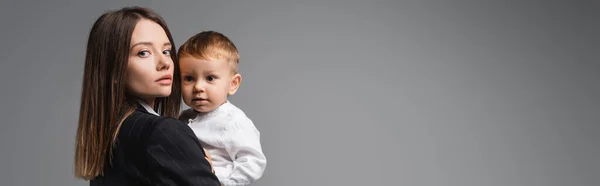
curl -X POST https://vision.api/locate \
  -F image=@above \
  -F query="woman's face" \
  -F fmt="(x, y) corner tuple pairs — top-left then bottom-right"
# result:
(126, 19), (174, 102)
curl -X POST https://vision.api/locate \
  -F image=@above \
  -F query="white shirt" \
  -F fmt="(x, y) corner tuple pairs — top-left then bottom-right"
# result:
(179, 101), (267, 186)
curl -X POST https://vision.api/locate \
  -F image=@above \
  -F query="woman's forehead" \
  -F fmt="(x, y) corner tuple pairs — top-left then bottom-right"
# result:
(130, 19), (170, 47)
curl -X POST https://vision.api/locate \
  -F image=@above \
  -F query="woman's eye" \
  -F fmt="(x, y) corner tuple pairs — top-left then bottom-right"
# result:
(162, 50), (171, 56)
(137, 50), (150, 57)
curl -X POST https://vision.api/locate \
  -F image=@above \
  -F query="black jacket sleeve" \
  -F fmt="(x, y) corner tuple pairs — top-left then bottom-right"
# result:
(145, 117), (221, 186)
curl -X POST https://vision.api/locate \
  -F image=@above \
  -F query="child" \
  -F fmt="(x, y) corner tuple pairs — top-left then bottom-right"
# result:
(177, 31), (266, 186)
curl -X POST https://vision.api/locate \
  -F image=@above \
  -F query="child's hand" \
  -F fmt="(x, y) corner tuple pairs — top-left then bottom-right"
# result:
(203, 148), (215, 173)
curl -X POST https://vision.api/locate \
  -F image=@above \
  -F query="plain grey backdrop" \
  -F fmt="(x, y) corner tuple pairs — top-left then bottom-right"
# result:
(0, 0), (598, 185)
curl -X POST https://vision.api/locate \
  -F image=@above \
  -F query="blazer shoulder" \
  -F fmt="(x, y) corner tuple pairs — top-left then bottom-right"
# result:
(118, 110), (179, 143)
(116, 110), (199, 152)
(149, 115), (199, 144)
(178, 108), (198, 124)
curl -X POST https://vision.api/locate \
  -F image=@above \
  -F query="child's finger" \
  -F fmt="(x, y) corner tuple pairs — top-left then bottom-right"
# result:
(202, 148), (215, 173)
(203, 148), (212, 159)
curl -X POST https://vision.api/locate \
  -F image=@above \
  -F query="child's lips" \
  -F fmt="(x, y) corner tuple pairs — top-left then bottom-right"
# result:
(192, 98), (209, 103)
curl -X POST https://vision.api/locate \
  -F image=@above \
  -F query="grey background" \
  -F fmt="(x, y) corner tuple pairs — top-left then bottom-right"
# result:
(0, 0), (598, 186)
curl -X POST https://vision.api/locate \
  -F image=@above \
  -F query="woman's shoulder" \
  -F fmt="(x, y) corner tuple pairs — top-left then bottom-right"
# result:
(118, 110), (190, 142)
(178, 108), (198, 124)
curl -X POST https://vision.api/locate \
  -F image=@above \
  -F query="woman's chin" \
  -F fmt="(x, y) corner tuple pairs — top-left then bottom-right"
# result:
(157, 88), (173, 97)
(158, 93), (172, 97)
(153, 91), (172, 98)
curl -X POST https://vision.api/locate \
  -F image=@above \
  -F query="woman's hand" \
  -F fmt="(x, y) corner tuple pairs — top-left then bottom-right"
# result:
(203, 148), (215, 174)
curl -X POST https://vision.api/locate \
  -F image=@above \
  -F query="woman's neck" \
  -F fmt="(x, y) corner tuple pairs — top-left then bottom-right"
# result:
(139, 97), (155, 108)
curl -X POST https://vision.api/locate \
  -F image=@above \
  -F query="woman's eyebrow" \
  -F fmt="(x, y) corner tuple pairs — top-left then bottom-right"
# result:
(130, 42), (172, 48)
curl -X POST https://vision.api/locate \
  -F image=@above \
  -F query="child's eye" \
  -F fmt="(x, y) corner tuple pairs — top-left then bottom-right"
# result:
(183, 75), (194, 82)
(206, 75), (217, 81)
(162, 50), (171, 56)
(137, 50), (150, 57)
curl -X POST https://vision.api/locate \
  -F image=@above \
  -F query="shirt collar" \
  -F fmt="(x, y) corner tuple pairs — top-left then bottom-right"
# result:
(135, 99), (160, 116)
(190, 100), (231, 122)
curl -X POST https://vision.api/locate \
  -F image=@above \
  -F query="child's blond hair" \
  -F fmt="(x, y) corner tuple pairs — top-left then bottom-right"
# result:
(178, 31), (239, 74)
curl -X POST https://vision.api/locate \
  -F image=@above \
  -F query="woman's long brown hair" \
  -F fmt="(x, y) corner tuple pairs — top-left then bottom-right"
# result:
(74, 6), (181, 180)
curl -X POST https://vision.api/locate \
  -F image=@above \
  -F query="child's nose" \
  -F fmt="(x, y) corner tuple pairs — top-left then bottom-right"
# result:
(193, 81), (206, 92)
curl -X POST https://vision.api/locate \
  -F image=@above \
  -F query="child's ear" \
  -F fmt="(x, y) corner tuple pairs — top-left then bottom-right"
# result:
(228, 73), (242, 96)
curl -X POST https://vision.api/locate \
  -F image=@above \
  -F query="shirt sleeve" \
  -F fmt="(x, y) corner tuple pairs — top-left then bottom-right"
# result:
(219, 116), (267, 185)
(145, 117), (222, 186)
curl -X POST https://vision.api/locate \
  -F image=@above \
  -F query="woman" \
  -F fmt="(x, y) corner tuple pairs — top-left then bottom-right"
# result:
(74, 6), (221, 185)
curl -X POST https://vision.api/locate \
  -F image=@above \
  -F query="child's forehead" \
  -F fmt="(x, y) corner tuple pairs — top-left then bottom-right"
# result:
(180, 57), (235, 71)
(180, 57), (222, 66)
(180, 55), (228, 63)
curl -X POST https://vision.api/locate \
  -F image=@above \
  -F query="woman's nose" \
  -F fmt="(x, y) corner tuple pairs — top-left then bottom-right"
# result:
(156, 54), (171, 70)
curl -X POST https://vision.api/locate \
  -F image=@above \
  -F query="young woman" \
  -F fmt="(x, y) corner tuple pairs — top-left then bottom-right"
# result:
(74, 6), (221, 185)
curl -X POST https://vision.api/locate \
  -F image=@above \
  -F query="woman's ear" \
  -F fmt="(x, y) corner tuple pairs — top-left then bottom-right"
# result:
(228, 73), (242, 96)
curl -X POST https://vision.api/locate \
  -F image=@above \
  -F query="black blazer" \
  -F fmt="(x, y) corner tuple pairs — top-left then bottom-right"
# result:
(90, 103), (221, 186)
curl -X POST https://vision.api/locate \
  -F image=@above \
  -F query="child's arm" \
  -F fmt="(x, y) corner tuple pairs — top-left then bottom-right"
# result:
(220, 116), (267, 185)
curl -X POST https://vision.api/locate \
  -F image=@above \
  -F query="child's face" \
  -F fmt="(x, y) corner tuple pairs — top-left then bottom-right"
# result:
(179, 56), (241, 113)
